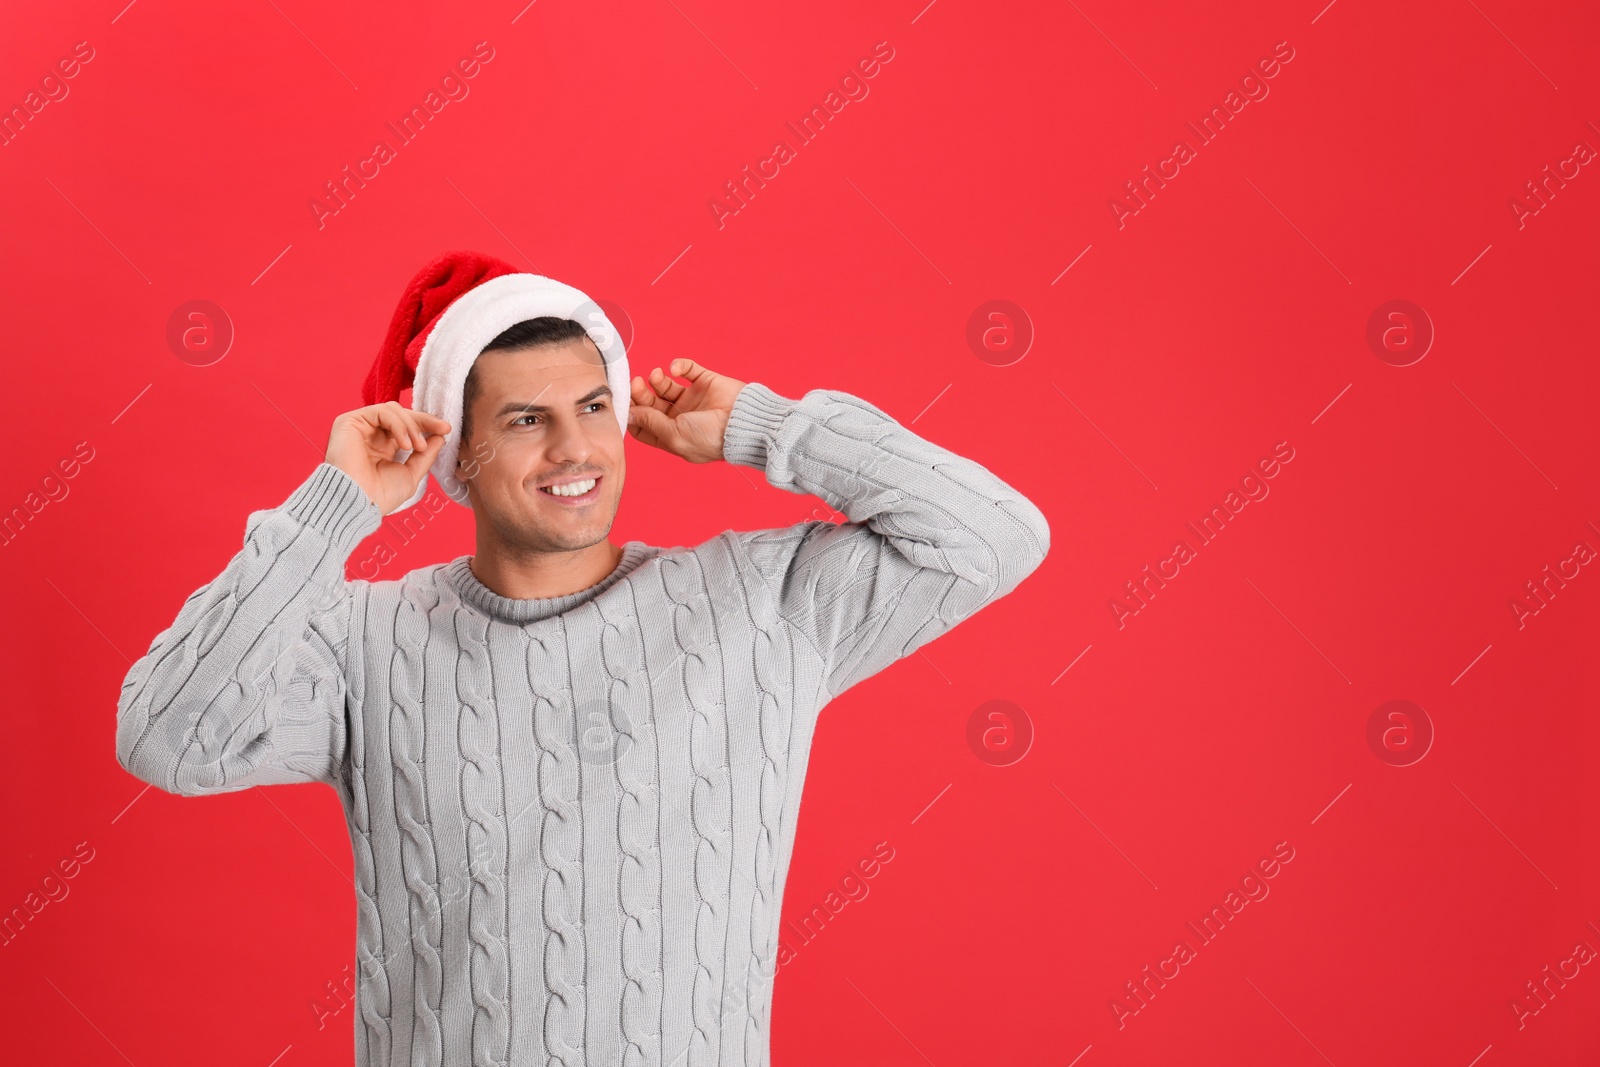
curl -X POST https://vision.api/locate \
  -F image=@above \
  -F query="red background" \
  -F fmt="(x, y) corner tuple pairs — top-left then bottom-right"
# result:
(3, 1), (1598, 1064)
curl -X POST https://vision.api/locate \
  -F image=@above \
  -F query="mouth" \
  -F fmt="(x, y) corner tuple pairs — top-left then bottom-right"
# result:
(536, 474), (602, 506)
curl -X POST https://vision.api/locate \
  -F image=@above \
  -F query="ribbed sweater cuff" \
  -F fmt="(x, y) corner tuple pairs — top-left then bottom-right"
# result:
(722, 382), (796, 472)
(281, 463), (384, 558)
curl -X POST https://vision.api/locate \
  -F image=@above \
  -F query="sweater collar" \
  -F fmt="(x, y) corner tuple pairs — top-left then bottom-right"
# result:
(443, 541), (658, 623)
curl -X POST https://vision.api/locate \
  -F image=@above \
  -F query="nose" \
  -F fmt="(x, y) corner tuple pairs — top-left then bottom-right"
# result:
(542, 413), (593, 467)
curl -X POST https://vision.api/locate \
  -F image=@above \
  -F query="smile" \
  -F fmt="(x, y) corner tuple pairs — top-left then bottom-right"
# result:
(537, 476), (601, 503)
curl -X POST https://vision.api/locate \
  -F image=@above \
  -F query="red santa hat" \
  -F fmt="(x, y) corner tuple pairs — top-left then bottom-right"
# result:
(362, 250), (630, 515)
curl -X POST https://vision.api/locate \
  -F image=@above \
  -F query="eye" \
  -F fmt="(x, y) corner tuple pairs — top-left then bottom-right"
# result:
(511, 401), (604, 426)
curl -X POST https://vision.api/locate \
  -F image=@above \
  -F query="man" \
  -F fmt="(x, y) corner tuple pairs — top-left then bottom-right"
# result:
(116, 251), (1049, 1066)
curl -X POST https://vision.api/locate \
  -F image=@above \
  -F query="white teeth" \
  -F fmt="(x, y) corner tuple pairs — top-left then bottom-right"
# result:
(541, 478), (597, 498)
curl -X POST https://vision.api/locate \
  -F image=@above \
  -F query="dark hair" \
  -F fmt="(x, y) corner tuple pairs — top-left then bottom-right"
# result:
(459, 317), (594, 452)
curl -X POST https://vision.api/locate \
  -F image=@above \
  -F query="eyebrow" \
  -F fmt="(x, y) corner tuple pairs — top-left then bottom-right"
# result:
(494, 384), (612, 420)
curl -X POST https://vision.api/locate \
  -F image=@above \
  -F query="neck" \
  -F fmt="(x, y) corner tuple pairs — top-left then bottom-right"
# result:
(468, 535), (625, 601)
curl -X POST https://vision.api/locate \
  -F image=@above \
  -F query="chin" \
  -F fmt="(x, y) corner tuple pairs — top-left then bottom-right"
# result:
(527, 507), (619, 553)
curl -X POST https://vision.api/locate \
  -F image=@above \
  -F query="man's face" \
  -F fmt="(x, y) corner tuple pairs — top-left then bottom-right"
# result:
(456, 337), (625, 554)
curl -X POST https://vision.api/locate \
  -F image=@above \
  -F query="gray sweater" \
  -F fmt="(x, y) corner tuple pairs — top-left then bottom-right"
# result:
(116, 382), (1049, 1067)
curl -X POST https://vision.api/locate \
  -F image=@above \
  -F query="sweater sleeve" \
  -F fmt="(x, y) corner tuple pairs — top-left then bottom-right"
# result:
(116, 463), (383, 796)
(722, 382), (1050, 698)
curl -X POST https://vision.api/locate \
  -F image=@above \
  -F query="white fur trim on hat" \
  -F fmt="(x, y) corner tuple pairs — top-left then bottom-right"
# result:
(388, 274), (630, 516)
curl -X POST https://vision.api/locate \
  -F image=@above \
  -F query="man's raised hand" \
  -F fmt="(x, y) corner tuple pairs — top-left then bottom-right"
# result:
(627, 359), (747, 464)
(326, 401), (451, 513)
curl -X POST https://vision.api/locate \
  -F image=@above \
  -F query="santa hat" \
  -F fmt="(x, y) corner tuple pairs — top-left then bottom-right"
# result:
(362, 250), (630, 515)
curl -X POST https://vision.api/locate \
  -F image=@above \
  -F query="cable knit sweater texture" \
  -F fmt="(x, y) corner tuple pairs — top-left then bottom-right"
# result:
(116, 382), (1049, 1067)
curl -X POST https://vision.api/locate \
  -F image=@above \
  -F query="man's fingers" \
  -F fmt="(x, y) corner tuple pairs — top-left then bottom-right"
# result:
(671, 359), (721, 400)
(627, 403), (676, 447)
(393, 403), (443, 451)
(370, 402), (450, 453)
(633, 375), (675, 414)
(389, 403), (429, 451)
(664, 360), (721, 411)
(648, 366), (686, 407)
(416, 413), (452, 444)
(368, 405), (416, 453)
(403, 424), (447, 471)
(671, 358), (707, 382)
(402, 432), (443, 476)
